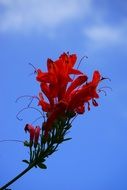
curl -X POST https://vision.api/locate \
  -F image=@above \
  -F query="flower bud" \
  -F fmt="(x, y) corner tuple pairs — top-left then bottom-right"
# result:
(34, 126), (41, 148)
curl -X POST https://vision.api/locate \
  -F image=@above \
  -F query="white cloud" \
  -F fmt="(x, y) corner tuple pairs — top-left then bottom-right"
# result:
(83, 23), (127, 48)
(85, 26), (120, 43)
(1, 0), (126, 48)
(0, 0), (91, 32)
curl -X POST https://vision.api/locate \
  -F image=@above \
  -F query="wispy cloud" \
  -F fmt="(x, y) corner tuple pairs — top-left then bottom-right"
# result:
(0, 0), (91, 33)
(85, 25), (120, 43)
(1, 0), (126, 49)
(83, 22), (127, 48)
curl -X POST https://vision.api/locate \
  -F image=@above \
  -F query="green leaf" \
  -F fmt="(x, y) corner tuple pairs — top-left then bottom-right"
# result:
(63, 137), (72, 142)
(24, 141), (30, 147)
(64, 124), (72, 130)
(37, 162), (47, 169)
(66, 111), (76, 118)
(22, 160), (29, 164)
(41, 158), (46, 162)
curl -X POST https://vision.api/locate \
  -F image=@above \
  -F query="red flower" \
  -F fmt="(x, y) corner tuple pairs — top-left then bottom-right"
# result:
(36, 53), (82, 100)
(25, 124), (35, 144)
(34, 126), (41, 147)
(36, 52), (102, 136)
(43, 101), (67, 137)
(24, 124), (41, 146)
(67, 70), (101, 112)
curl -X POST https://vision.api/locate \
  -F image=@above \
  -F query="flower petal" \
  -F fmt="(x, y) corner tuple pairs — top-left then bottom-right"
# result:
(38, 92), (51, 112)
(24, 124), (35, 143)
(66, 75), (88, 96)
(34, 126), (41, 147)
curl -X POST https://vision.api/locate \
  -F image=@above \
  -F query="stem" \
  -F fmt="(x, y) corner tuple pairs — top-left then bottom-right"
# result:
(0, 162), (35, 190)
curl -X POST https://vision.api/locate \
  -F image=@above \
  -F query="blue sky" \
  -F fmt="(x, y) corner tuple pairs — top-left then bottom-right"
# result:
(0, 0), (127, 190)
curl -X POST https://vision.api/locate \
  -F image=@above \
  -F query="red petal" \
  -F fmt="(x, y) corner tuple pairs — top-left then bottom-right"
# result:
(92, 71), (101, 85)
(44, 101), (67, 136)
(38, 92), (51, 112)
(36, 69), (49, 83)
(75, 105), (85, 114)
(59, 53), (77, 69)
(40, 83), (54, 106)
(69, 68), (83, 75)
(66, 75), (88, 95)
(47, 58), (54, 72)
(34, 126), (41, 146)
(69, 54), (77, 67)
(24, 124), (35, 142)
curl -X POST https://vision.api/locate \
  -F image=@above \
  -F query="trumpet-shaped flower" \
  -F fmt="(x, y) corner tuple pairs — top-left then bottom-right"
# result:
(24, 124), (41, 146)
(36, 52), (102, 136)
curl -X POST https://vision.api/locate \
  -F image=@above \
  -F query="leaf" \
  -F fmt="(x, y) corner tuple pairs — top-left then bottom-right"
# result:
(64, 124), (72, 130)
(22, 160), (29, 164)
(41, 158), (46, 162)
(37, 162), (47, 169)
(63, 138), (72, 142)
(24, 141), (30, 147)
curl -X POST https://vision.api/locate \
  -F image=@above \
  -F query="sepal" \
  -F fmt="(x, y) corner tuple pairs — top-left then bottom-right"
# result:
(22, 160), (29, 164)
(63, 137), (72, 142)
(37, 162), (47, 169)
(24, 140), (30, 147)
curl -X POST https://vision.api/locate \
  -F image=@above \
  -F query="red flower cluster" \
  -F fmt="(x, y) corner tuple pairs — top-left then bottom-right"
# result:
(24, 124), (41, 147)
(36, 52), (101, 136)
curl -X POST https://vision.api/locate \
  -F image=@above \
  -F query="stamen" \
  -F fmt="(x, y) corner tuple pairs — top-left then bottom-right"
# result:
(101, 77), (111, 82)
(27, 97), (34, 107)
(0, 139), (23, 143)
(77, 55), (88, 70)
(99, 86), (112, 92)
(31, 116), (44, 125)
(98, 85), (112, 96)
(28, 63), (37, 74)
(15, 95), (39, 103)
(72, 55), (88, 80)
(98, 89), (107, 96)
(16, 106), (43, 121)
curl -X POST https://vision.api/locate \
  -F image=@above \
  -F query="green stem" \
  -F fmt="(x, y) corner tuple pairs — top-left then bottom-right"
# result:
(0, 162), (35, 190)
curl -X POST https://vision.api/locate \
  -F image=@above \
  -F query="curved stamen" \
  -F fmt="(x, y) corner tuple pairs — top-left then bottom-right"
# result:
(31, 116), (44, 125)
(16, 106), (43, 121)
(98, 89), (107, 96)
(27, 97), (34, 107)
(0, 139), (23, 143)
(99, 86), (112, 91)
(77, 55), (88, 70)
(101, 77), (111, 82)
(98, 85), (112, 96)
(15, 95), (39, 103)
(29, 63), (37, 74)
(72, 55), (88, 80)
